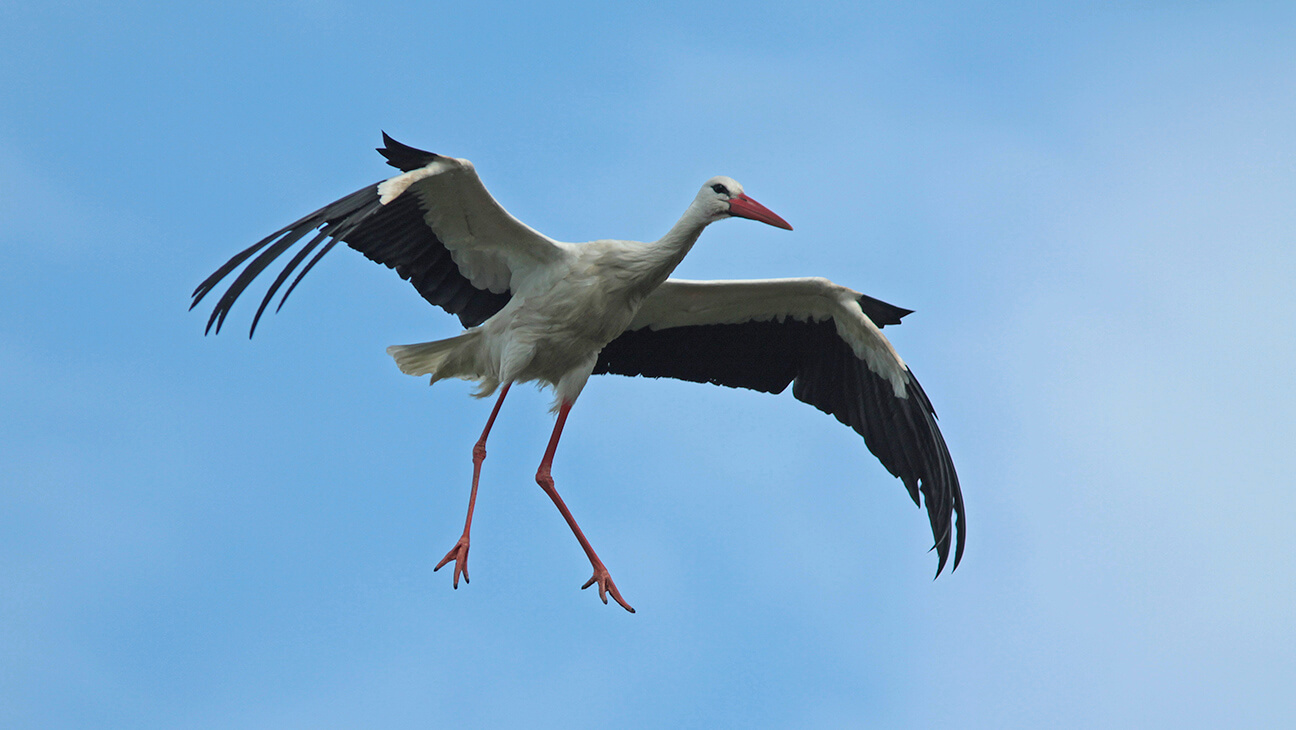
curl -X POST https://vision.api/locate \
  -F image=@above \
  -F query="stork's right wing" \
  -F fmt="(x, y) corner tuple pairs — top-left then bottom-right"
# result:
(191, 134), (566, 336)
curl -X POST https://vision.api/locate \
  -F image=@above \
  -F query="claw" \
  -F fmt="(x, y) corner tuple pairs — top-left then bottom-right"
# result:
(434, 536), (471, 589)
(581, 564), (635, 613)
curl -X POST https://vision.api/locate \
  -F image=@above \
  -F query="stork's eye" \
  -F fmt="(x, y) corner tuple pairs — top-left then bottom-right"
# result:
(711, 183), (730, 196)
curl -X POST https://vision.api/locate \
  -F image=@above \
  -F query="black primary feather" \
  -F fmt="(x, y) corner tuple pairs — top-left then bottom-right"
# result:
(377, 131), (440, 172)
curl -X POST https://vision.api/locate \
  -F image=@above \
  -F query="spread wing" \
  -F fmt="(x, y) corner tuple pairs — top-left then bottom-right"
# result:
(593, 277), (965, 575)
(190, 134), (565, 336)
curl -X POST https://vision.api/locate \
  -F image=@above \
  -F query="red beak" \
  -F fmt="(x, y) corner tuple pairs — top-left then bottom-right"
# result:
(727, 193), (793, 230)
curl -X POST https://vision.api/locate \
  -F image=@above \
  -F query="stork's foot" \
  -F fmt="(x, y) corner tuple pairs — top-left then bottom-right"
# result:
(582, 563), (635, 613)
(434, 536), (471, 588)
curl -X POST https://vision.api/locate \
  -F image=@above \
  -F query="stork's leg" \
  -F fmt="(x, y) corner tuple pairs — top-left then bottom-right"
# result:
(535, 400), (635, 613)
(435, 382), (512, 588)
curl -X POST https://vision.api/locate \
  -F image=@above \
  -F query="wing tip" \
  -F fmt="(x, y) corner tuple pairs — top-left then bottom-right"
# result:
(856, 293), (914, 328)
(926, 464), (965, 580)
(377, 131), (439, 172)
(930, 515), (964, 578)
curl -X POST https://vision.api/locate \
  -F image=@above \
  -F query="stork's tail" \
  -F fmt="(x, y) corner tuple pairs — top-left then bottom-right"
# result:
(386, 331), (499, 397)
(387, 336), (463, 376)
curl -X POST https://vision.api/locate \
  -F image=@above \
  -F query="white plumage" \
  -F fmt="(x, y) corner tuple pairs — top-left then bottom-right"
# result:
(193, 134), (964, 613)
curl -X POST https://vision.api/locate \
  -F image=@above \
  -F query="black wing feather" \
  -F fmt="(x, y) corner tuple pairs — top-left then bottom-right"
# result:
(377, 131), (440, 172)
(191, 135), (511, 336)
(856, 294), (912, 327)
(592, 310), (965, 576)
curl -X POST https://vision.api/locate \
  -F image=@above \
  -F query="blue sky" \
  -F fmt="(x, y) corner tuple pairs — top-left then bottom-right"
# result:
(3, 2), (1294, 728)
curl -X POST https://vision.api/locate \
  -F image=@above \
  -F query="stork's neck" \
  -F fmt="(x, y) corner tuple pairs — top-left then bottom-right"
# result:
(639, 204), (712, 285)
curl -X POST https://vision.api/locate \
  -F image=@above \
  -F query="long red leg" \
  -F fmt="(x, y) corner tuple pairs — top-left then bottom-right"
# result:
(534, 400), (635, 613)
(435, 382), (511, 588)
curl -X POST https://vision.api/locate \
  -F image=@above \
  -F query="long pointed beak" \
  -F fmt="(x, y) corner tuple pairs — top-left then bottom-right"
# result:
(727, 193), (793, 230)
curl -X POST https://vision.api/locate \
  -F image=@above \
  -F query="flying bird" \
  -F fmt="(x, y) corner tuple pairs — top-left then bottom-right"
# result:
(192, 134), (964, 613)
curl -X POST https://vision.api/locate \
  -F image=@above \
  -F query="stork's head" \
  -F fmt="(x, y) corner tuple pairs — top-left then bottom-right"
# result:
(696, 176), (793, 230)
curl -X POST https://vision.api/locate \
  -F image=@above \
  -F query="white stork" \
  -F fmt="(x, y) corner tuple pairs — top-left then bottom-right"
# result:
(192, 134), (964, 613)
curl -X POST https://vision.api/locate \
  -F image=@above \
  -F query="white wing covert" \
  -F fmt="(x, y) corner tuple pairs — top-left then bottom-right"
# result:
(379, 153), (565, 294)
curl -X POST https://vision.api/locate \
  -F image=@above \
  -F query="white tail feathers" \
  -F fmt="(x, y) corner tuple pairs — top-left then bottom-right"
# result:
(386, 331), (477, 377)
(386, 331), (501, 397)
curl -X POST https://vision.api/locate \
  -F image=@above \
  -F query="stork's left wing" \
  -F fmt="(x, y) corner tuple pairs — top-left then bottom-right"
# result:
(593, 277), (965, 574)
